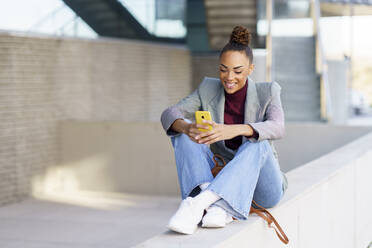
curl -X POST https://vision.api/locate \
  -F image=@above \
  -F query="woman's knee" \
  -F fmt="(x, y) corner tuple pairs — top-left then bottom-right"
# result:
(253, 189), (283, 208)
(173, 133), (200, 149)
(175, 133), (191, 143)
(238, 140), (270, 154)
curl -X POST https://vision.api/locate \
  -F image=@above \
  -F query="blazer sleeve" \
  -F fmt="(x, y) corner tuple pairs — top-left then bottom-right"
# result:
(160, 84), (202, 137)
(248, 81), (285, 141)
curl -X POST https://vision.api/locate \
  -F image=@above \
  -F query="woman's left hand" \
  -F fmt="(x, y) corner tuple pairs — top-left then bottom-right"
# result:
(195, 120), (238, 145)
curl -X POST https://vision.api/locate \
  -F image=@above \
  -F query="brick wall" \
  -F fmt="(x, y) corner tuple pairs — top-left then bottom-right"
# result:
(0, 32), (192, 206)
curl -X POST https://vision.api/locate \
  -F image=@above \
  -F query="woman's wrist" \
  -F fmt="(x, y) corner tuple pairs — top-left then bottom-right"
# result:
(223, 124), (251, 139)
(233, 124), (254, 137)
(171, 119), (189, 134)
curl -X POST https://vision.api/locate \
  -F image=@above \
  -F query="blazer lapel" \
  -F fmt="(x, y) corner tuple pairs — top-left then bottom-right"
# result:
(242, 76), (261, 143)
(209, 83), (225, 124)
(244, 76), (260, 124)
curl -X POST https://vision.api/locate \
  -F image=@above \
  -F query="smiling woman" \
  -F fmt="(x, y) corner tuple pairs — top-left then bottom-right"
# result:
(160, 25), (288, 237)
(219, 26), (254, 94)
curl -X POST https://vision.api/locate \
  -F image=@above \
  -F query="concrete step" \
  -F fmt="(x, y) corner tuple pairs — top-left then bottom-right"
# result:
(282, 92), (320, 105)
(282, 93), (320, 108)
(207, 8), (256, 18)
(208, 18), (257, 27)
(281, 93), (320, 105)
(273, 47), (315, 59)
(205, 0), (255, 8)
(204, 0), (258, 49)
(281, 89), (320, 110)
(272, 36), (315, 48)
(275, 74), (320, 93)
(273, 41), (315, 51)
(282, 109), (321, 119)
(205, 0), (255, 3)
(274, 61), (316, 75)
(273, 49), (315, 62)
(282, 95), (321, 121)
(272, 35), (320, 122)
(209, 23), (257, 35)
(285, 110), (321, 121)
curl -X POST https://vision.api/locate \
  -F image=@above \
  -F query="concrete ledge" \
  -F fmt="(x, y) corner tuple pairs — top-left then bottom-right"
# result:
(31, 121), (372, 247)
(136, 131), (372, 247)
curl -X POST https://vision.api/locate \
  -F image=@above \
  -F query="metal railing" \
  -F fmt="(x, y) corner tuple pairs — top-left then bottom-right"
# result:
(28, 1), (186, 39)
(118, 0), (186, 38)
(27, 4), (95, 38)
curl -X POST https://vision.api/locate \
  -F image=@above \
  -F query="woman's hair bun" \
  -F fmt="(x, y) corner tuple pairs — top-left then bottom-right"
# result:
(229, 25), (251, 46)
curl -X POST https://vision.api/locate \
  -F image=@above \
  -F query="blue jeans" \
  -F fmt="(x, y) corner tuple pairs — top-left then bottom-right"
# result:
(170, 133), (284, 220)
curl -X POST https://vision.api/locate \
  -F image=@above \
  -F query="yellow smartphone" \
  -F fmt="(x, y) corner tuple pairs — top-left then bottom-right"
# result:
(195, 111), (213, 132)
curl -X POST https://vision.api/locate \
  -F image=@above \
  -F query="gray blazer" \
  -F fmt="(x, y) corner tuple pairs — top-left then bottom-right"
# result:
(160, 76), (288, 193)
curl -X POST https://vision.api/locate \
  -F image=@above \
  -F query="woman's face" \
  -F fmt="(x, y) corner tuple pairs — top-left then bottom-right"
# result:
(219, 50), (254, 94)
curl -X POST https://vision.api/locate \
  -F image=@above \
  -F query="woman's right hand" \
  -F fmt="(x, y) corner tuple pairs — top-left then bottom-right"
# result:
(184, 122), (209, 143)
(170, 119), (209, 143)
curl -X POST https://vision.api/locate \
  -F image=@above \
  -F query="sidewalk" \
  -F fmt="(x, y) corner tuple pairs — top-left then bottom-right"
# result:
(347, 112), (372, 126)
(0, 191), (180, 248)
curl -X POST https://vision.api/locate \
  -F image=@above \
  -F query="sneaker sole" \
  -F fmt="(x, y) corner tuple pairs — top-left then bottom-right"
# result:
(167, 223), (197, 235)
(201, 215), (233, 228)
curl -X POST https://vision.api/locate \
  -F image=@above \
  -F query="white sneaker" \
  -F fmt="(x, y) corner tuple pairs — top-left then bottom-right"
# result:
(167, 197), (205, 235)
(201, 205), (234, 228)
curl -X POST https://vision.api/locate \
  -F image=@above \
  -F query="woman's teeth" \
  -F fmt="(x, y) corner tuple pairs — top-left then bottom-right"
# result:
(225, 82), (236, 89)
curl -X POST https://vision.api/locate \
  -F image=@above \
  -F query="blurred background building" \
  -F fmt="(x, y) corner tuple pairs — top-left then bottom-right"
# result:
(2, 0), (372, 122)
(0, 1), (372, 247)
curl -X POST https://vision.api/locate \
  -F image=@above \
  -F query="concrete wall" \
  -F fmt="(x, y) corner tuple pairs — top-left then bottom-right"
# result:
(275, 123), (372, 172)
(0, 32), (192, 206)
(41, 121), (371, 198)
(327, 59), (350, 124)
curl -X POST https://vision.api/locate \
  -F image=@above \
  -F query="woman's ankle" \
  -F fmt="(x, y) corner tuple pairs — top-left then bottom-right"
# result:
(199, 182), (211, 191)
(193, 189), (221, 210)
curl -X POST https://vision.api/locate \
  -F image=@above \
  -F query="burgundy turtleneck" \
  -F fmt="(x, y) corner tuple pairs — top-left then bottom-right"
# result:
(224, 79), (257, 150)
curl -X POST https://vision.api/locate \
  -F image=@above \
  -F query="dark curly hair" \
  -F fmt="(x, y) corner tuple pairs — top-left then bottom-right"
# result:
(219, 25), (253, 64)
